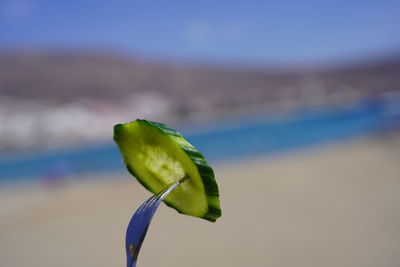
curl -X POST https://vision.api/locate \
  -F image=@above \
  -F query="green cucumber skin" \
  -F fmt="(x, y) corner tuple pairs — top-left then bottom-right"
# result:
(146, 120), (221, 222)
(114, 120), (221, 222)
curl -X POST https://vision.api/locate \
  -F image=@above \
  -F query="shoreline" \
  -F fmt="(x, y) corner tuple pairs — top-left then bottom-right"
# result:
(1, 134), (400, 267)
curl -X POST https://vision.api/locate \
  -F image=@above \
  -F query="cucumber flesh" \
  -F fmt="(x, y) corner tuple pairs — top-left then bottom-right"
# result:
(114, 119), (221, 222)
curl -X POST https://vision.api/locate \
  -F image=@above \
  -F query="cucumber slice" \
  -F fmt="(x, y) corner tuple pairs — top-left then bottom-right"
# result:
(114, 119), (221, 222)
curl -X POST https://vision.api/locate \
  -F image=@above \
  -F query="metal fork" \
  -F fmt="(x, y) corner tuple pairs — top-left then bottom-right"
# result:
(125, 177), (186, 267)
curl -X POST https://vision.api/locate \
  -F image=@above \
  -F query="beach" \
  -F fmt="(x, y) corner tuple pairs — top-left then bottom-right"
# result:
(1, 134), (400, 267)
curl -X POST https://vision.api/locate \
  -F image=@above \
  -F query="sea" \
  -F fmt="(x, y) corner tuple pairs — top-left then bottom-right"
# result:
(0, 98), (399, 182)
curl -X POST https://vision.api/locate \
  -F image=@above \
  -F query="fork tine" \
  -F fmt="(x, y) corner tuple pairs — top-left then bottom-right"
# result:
(128, 191), (163, 236)
(126, 178), (185, 267)
(130, 194), (158, 226)
(139, 192), (160, 210)
(145, 187), (168, 208)
(137, 185), (173, 231)
(140, 178), (184, 222)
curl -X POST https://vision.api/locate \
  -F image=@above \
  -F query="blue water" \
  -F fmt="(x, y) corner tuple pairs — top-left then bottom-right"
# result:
(0, 99), (398, 182)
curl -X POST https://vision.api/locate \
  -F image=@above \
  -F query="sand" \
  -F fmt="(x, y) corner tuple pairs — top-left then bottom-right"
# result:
(1, 134), (400, 267)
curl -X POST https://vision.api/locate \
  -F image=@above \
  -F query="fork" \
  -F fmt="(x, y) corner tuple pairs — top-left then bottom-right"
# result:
(125, 177), (186, 267)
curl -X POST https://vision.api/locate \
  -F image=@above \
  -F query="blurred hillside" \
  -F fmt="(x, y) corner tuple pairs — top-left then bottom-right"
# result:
(1, 51), (400, 151)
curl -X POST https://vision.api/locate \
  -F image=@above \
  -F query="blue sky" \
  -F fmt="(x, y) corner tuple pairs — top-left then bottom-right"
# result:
(1, 0), (399, 65)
